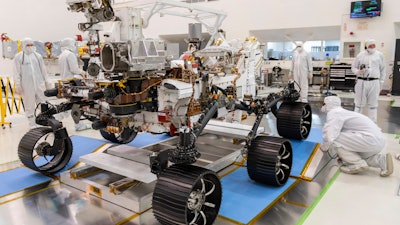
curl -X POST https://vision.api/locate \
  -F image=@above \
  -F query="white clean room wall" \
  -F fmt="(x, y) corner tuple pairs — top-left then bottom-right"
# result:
(128, 0), (400, 63)
(0, 0), (85, 76)
(340, 1), (398, 64)
(139, 0), (347, 41)
(1, 0), (400, 75)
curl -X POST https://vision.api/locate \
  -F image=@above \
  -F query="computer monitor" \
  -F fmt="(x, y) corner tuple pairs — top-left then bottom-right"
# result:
(350, 0), (381, 18)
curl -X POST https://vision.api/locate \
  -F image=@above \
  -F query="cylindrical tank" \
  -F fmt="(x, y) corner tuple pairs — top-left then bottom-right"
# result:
(188, 23), (202, 41)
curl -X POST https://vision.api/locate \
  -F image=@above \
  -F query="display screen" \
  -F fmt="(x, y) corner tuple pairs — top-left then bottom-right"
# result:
(350, 0), (381, 18)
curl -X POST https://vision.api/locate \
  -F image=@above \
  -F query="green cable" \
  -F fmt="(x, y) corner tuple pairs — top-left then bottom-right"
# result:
(295, 169), (341, 225)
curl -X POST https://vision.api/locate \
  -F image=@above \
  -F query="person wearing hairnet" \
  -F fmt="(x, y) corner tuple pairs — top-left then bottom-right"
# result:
(59, 37), (86, 80)
(13, 37), (50, 128)
(290, 41), (313, 103)
(320, 96), (393, 176)
(351, 39), (386, 123)
(58, 37), (90, 131)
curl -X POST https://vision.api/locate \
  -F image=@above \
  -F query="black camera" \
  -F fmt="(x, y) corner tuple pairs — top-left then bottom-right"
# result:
(360, 64), (366, 70)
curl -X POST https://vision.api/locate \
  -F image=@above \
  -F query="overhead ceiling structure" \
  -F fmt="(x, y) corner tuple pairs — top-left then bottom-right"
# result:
(159, 33), (211, 43)
(249, 25), (341, 43)
(114, 0), (227, 35)
(158, 26), (340, 46)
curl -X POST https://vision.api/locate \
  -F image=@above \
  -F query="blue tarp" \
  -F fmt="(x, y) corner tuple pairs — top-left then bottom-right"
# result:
(0, 136), (105, 197)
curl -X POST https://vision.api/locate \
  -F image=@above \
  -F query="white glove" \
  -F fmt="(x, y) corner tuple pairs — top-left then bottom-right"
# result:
(358, 69), (366, 75)
(319, 143), (330, 152)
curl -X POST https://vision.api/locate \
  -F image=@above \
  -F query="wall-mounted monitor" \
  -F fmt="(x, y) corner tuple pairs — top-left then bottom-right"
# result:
(350, 0), (381, 18)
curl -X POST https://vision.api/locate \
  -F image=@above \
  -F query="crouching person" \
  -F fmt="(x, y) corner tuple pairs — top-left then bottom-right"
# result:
(319, 96), (393, 176)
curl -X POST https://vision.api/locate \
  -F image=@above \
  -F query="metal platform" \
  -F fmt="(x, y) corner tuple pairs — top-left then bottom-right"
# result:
(58, 124), (327, 224)
(1, 97), (398, 225)
(60, 123), (263, 214)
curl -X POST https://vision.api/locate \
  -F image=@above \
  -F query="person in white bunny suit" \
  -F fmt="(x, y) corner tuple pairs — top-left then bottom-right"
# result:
(320, 96), (392, 176)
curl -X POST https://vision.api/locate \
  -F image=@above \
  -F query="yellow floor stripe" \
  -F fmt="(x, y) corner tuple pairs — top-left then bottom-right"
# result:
(0, 182), (59, 205)
(247, 179), (301, 225)
(295, 169), (341, 225)
(217, 215), (245, 225)
(300, 143), (320, 178)
(115, 213), (140, 225)
(280, 198), (309, 208)
(219, 165), (240, 178)
(0, 160), (21, 173)
(115, 207), (153, 225)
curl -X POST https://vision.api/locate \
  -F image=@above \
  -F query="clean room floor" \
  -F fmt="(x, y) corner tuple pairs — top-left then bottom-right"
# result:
(1, 91), (400, 225)
(300, 96), (400, 225)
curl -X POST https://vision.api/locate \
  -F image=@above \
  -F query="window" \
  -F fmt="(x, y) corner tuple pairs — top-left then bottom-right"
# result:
(265, 40), (340, 61)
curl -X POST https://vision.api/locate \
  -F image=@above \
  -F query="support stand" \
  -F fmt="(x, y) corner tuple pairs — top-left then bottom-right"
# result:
(0, 77), (11, 129)
(320, 69), (336, 97)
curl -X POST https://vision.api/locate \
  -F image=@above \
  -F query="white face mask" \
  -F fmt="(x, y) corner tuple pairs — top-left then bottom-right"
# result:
(297, 47), (303, 53)
(321, 105), (327, 113)
(367, 48), (376, 54)
(24, 46), (35, 55)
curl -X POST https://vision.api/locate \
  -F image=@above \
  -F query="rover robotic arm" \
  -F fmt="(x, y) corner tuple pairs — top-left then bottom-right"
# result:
(67, 0), (115, 31)
(66, 0), (117, 76)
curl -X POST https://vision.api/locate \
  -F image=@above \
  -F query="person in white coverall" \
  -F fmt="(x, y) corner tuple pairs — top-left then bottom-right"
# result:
(351, 39), (386, 123)
(58, 37), (89, 131)
(59, 37), (86, 80)
(290, 41), (313, 103)
(319, 96), (393, 176)
(13, 38), (50, 128)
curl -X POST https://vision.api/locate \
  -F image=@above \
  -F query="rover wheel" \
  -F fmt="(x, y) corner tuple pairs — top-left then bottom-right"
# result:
(152, 164), (222, 225)
(100, 127), (137, 144)
(247, 136), (292, 186)
(18, 127), (73, 174)
(276, 102), (312, 140)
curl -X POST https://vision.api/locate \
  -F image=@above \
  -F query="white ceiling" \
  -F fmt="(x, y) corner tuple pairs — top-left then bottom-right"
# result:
(249, 25), (341, 43)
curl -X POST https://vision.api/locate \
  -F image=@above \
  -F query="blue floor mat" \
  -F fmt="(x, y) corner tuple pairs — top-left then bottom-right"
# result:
(0, 168), (52, 197)
(219, 129), (321, 223)
(290, 140), (318, 177)
(242, 131), (320, 177)
(55, 136), (106, 175)
(305, 127), (323, 143)
(219, 167), (297, 224)
(0, 136), (106, 197)
(126, 133), (172, 148)
(0, 134), (170, 197)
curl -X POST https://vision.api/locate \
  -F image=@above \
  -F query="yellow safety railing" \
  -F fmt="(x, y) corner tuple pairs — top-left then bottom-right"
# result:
(0, 76), (24, 128)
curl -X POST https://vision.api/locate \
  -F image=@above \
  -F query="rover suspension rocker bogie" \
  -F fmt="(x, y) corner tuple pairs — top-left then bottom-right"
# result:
(150, 81), (312, 224)
(16, 1), (314, 225)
